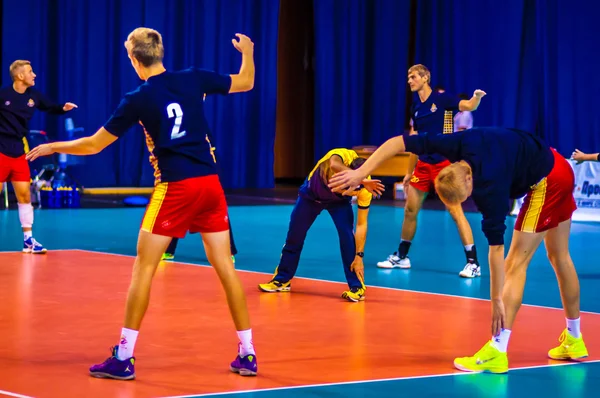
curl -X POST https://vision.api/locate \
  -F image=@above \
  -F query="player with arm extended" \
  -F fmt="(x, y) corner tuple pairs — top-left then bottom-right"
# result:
(329, 127), (588, 373)
(27, 27), (259, 379)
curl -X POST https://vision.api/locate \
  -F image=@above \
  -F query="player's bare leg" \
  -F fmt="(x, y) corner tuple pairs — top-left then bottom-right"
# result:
(90, 230), (171, 380)
(202, 229), (257, 376)
(544, 219), (588, 360)
(12, 180), (46, 253)
(446, 203), (481, 278)
(377, 185), (426, 269)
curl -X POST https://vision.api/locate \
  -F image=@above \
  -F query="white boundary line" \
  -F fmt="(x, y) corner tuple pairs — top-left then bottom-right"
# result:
(156, 360), (600, 398)
(0, 390), (35, 398)
(70, 249), (600, 315)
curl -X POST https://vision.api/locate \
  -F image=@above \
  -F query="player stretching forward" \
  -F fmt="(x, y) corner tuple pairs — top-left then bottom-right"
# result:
(27, 28), (258, 379)
(258, 149), (384, 302)
(329, 127), (588, 373)
(377, 64), (486, 278)
(0, 60), (77, 253)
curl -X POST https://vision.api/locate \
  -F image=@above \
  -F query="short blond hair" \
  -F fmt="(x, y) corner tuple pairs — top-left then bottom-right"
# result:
(434, 163), (470, 205)
(408, 64), (431, 85)
(10, 60), (31, 81)
(124, 28), (164, 67)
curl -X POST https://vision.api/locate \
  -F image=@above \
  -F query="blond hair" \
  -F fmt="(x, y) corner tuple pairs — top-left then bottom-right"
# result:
(408, 64), (431, 85)
(10, 60), (31, 81)
(434, 163), (470, 205)
(124, 28), (164, 67)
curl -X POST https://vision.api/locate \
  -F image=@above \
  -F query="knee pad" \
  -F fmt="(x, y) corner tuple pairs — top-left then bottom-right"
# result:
(18, 203), (34, 228)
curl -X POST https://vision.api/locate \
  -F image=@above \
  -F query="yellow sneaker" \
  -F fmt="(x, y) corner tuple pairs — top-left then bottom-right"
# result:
(341, 287), (366, 302)
(258, 280), (291, 293)
(548, 329), (588, 360)
(454, 341), (509, 374)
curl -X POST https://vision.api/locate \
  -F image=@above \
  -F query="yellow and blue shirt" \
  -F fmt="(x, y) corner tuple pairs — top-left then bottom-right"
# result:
(299, 148), (372, 209)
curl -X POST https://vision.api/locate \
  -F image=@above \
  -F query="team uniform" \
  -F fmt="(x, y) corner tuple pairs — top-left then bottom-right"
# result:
(0, 86), (67, 253)
(103, 68), (232, 238)
(258, 148), (372, 302)
(404, 127), (575, 247)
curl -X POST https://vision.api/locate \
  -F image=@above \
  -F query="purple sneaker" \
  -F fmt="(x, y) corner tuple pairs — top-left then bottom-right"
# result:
(89, 346), (135, 380)
(230, 352), (258, 376)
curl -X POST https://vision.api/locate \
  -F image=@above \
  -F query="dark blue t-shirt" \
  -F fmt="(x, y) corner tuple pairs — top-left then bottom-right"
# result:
(404, 127), (555, 245)
(0, 86), (66, 157)
(411, 91), (460, 164)
(104, 68), (231, 184)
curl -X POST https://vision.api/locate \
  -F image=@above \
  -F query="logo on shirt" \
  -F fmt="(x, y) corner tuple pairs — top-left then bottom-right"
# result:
(430, 103), (437, 113)
(27, 99), (35, 107)
(4, 101), (10, 106)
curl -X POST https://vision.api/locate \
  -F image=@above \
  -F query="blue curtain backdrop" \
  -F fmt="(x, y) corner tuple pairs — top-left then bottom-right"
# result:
(312, 0), (412, 159)
(1, 0), (279, 188)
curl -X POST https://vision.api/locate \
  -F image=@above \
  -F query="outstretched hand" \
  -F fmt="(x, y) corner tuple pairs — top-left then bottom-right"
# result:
(473, 89), (486, 99)
(63, 102), (78, 111)
(232, 33), (254, 54)
(328, 169), (365, 196)
(361, 179), (385, 197)
(26, 144), (54, 161)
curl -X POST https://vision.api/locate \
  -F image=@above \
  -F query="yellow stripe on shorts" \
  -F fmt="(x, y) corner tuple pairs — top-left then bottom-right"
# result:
(520, 178), (547, 233)
(141, 182), (168, 233)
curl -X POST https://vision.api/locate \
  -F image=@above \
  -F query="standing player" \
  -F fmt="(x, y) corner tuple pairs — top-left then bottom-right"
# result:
(0, 60), (77, 253)
(258, 149), (384, 302)
(328, 127), (589, 373)
(376, 64), (486, 278)
(27, 27), (258, 379)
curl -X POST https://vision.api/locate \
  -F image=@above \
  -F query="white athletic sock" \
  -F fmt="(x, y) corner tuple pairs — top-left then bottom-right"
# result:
(237, 329), (255, 356)
(117, 328), (139, 360)
(490, 329), (512, 353)
(23, 231), (32, 240)
(567, 317), (581, 338)
(464, 244), (474, 251)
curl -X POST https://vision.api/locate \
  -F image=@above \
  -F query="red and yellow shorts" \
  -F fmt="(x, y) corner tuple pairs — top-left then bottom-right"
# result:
(515, 149), (576, 233)
(0, 153), (30, 182)
(141, 174), (229, 238)
(409, 159), (452, 192)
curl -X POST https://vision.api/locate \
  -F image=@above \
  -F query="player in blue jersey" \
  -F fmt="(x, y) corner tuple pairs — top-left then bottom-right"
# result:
(257, 149), (384, 302)
(27, 27), (258, 379)
(377, 64), (486, 279)
(0, 60), (77, 253)
(328, 127), (589, 374)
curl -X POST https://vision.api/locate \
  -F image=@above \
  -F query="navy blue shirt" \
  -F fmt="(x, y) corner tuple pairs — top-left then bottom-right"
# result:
(404, 127), (555, 245)
(104, 68), (231, 184)
(0, 86), (66, 157)
(411, 91), (460, 164)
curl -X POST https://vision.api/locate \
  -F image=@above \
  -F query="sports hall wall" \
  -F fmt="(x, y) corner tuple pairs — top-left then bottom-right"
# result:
(3, 0), (600, 189)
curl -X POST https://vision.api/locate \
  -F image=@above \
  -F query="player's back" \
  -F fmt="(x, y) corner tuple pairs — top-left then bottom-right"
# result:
(115, 68), (232, 184)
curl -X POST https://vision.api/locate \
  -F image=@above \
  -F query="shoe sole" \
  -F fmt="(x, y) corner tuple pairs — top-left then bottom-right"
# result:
(258, 285), (291, 293)
(341, 293), (365, 302)
(230, 366), (257, 376)
(89, 371), (135, 380)
(454, 362), (508, 374)
(548, 353), (588, 361)
(377, 264), (410, 269)
(22, 249), (47, 254)
(459, 272), (481, 278)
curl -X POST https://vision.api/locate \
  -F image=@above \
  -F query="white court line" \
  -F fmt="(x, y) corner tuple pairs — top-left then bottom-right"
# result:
(71, 249), (600, 315)
(0, 389), (35, 398)
(157, 359), (600, 398)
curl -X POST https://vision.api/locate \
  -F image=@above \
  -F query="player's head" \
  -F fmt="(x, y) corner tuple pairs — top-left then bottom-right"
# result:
(350, 157), (366, 170)
(124, 27), (165, 79)
(10, 60), (36, 87)
(407, 64), (430, 92)
(434, 161), (473, 206)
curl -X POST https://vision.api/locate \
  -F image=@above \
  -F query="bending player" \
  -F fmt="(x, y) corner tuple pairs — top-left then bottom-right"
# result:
(0, 60), (77, 253)
(27, 28), (258, 379)
(377, 64), (486, 278)
(329, 127), (588, 373)
(258, 148), (384, 302)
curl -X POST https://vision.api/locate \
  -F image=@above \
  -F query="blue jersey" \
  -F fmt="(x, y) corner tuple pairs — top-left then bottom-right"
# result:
(411, 91), (460, 164)
(104, 68), (231, 184)
(404, 127), (555, 245)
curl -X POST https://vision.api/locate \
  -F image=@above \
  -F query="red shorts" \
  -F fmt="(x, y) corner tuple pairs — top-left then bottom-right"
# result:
(515, 149), (576, 233)
(0, 153), (30, 182)
(141, 174), (229, 238)
(409, 159), (452, 192)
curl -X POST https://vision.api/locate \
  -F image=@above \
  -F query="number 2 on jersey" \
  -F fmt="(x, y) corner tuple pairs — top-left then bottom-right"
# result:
(167, 103), (186, 140)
